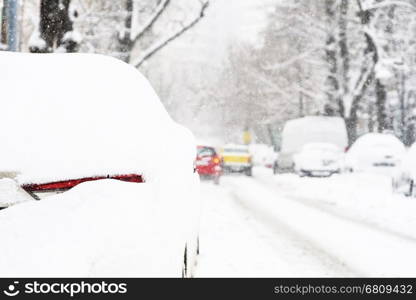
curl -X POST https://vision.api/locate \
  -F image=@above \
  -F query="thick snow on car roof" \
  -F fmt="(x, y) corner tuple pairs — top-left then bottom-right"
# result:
(349, 133), (405, 155)
(0, 52), (195, 184)
(281, 116), (348, 153)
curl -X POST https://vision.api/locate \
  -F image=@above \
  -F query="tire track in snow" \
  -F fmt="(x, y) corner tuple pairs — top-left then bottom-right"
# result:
(222, 174), (416, 276)
(224, 176), (360, 277)
(196, 182), (315, 277)
(230, 192), (360, 276)
(256, 174), (416, 244)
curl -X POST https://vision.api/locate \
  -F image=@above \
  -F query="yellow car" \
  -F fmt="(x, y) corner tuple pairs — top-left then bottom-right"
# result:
(220, 144), (253, 176)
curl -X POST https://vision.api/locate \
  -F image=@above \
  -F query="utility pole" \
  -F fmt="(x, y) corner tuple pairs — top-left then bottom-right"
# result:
(7, 0), (18, 51)
(1, 0), (7, 48)
(0, 0), (19, 51)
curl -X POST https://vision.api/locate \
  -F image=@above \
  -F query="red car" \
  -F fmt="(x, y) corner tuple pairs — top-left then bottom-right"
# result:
(196, 146), (222, 184)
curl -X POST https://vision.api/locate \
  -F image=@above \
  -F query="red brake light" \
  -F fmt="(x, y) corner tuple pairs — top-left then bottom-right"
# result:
(22, 174), (144, 193)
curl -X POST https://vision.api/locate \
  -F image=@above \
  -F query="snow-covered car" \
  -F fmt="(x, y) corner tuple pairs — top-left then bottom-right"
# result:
(0, 176), (35, 210)
(0, 53), (200, 277)
(220, 144), (253, 176)
(196, 145), (222, 184)
(249, 143), (278, 170)
(277, 116), (348, 173)
(345, 133), (405, 173)
(392, 143), (416, 196)
(293, 143), (343, 177)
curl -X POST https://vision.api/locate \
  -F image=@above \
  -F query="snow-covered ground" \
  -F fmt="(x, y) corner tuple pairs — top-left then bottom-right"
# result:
(196, 167), (416, 277)
(261, 169), (416, 241)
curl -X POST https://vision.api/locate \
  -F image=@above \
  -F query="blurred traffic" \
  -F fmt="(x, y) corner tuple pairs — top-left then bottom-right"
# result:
(195, 115), (416, 203)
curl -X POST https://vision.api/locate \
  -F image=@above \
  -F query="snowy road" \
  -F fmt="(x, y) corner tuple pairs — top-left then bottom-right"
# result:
(195, 168), (416, 277)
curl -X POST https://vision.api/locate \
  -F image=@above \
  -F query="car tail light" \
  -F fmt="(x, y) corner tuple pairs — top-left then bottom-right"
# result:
(213, 157), (220, 164)
(22, 174), (144, 193)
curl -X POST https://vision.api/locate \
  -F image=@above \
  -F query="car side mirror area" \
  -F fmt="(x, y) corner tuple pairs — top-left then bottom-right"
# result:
(0, 178), (37, 208)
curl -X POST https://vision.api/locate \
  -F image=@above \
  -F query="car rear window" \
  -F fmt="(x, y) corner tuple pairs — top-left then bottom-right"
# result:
(198, 147), (216, 157)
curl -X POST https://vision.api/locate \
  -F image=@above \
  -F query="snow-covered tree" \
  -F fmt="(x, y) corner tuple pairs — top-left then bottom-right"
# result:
(354, 0), (416, 144)
(69, 0), (209, 65)
(29, 0), (80, 53)
(27, 0), (209, 65)
(323, 0), (416, 143)
(378, 2), (416, 144)
(210, 0), (416, 145)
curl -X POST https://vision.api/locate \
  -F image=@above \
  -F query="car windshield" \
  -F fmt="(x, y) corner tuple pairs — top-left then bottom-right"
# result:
(303, 144), (340, 153)
(198, 147), (215, 157)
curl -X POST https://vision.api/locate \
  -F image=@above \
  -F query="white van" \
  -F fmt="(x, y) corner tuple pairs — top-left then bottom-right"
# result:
(277, 116), (348, 173)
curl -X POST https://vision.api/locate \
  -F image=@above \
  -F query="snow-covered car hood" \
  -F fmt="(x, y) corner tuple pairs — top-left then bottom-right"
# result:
(0, 52), (196, 186)
(293, 143), (343, 171)
(294, 152), (341, 171)
(295, 152), (339, 163)
(0, 179), (188, 277)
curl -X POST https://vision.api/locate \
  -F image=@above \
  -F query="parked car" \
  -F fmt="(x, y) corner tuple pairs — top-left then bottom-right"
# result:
(345, 133), (405, 173)
(0, 53), (200, 277)
(277, 116), (348, 173)
(392, 143), (416, 196)
(249, 143), (278, 170)
(220, 144), (253, 176)
(293, 143), (343, 177)
(0, 176), (34, 210)
(196, 145), (222, 184)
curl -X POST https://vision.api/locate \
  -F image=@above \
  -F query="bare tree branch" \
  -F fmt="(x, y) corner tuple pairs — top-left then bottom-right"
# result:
(131, 0), (171, 43)
(132, 0), (209, 68)
(364, 0), (416, 11)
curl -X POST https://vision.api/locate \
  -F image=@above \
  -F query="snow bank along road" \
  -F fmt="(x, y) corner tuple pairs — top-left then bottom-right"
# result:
(196, 168), (416, 277)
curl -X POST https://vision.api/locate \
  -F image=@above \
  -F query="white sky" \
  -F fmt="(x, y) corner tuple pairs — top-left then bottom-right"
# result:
(168, 0), (275, 63)
(210, 0), (275, 43)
